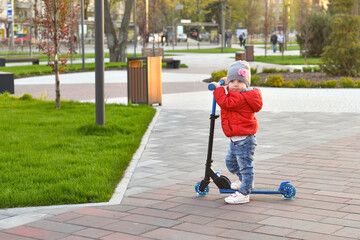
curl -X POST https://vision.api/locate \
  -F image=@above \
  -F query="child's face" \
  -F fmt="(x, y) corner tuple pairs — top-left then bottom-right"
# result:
(229, 80), (247, 93)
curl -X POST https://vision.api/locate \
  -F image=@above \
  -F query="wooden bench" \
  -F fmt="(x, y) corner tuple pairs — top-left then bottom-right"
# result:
(141, 48), (180, 69)
(0, 57), (40, 67)
(0, 72), (14, 94)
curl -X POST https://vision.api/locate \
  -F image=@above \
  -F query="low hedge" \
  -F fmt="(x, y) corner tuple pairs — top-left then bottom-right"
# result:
(209, 69), (360, 88)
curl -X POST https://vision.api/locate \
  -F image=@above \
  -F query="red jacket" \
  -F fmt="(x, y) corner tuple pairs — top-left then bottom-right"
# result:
(213, 87), (263, 137)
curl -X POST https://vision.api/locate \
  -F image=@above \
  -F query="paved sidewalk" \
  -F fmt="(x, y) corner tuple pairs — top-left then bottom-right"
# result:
(2, 50), (360, 239)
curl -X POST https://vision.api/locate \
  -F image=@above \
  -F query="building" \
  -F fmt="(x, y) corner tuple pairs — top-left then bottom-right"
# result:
(0, 0), (125, 40)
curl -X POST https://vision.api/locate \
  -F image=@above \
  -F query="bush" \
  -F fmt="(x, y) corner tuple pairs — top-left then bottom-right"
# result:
(265, 75), (284, 87)
(320, 80), (338, 88)
(340, 77), (356, 88)
(293, 78), (310, 88)
(302, 66), (313, 72)
(357, 80), (360, 88)
(312, 66), (321, 72)
(293, 69), (302, 73)
(282, 81), (294, 88)
(251, 68), (258, 74)
(211, 70), (227, 82)
(262, 68), (278, 73)
(251, 74), (261, 86)
(19, 93), (33, 100)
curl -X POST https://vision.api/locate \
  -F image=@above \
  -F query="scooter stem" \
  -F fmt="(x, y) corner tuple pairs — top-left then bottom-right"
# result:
(208, 80), (225, 115)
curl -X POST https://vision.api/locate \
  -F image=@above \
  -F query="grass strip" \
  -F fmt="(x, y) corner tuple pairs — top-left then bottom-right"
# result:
(165, 47), (244, 53)
(254, 55), (321, 65)
(0, 93), (155, 208)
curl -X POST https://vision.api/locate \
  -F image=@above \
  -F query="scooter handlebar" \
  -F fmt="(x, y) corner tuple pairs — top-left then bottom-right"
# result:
(208, 80), (225, 91)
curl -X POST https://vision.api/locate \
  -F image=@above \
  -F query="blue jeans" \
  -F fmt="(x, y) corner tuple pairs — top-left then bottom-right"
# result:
(225, 135), (256, 195)
(272, 43), (277, 52)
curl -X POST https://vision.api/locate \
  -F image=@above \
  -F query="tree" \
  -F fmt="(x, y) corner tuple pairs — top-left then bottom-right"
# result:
(321, 0), (360, 76)
(104, 0), (133, 62)
(296, 12), (331, 58)
(34, 0), (78, 109)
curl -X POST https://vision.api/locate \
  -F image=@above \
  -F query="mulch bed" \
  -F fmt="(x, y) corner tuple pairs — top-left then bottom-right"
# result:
(204, 72), (359, 84)
(257, 72), (358, 83)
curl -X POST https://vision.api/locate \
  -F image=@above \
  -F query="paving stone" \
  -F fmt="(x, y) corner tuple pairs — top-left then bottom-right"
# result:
(121, 213), (181, 227)
(287, 230), (354, 240)
(258, 216), (343, 234)
(142, 228), (228, 240)
(101, 221), (158, 235)
(4, 226), (67, 240)
(26, 220), (85, 234)
(333, 227), (360, 239)
(67, 215), (118, 228)
(100, 232), (152, 240)
(72, 228), (114, 239)
(218, 229), (289, 240)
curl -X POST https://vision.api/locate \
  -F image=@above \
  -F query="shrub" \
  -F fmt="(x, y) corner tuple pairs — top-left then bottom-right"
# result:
(19, 93), (33, 100)
(293, 78), (310, 88)
(278, 69), (290, 73)
(302, 66), (313, 72)
(282, 81), (294, 88)
(293, 69), (302, 73)
(340, 77), (355, 88)
(251, 74), (261, 86)
(357, 80), (360, 88)
(320, 80), (338, 88)
(312, 66), (321, 72)
(251, 68), (258, 74)
(262, 68), (277, 73)
(211, 70), (227, 82)
(265, 74), (284, 87)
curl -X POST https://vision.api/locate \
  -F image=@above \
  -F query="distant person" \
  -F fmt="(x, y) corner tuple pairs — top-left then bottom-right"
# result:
(227, 30), (232, 48)
(270, 32), (278, 53)
(277, 33), (284, 53)
(240, 32), (246, 47)
(225, 31), (229, 48)
(161, 30), (167, 46)
(239, 33), (244, 47)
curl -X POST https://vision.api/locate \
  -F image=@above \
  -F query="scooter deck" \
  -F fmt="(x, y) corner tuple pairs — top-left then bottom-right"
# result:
(219, 188), (285, 195)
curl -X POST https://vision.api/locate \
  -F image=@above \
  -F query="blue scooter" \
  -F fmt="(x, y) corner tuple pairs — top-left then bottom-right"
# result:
(194, 80), (296, 199)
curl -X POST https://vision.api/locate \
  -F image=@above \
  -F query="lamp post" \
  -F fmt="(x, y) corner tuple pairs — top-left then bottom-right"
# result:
(80, 0), (85, 70)
(133, 0), (136, 56)
(29, 0), (32, 57)
(221, 1), (224, 53)
(95, 0), (104, 126)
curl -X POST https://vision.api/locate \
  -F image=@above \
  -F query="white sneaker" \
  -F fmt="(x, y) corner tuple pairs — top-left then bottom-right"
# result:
(224, 191), (250, 204)
(231, 180), (241, 190)
(230, 179), (255, 190)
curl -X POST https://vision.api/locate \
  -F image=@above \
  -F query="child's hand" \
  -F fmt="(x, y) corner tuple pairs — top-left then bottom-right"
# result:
(220, 77), (227, 85)
(210, 82), (220, 88)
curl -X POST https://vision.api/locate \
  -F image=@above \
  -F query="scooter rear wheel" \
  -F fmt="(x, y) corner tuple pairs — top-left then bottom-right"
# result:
(195, 181), (209, 196)
(281, 184), (296, 199)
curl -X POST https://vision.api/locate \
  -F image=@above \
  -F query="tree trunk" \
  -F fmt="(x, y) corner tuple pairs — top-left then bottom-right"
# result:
(55, 58), (61, 109)
(104, 0), (133, 62)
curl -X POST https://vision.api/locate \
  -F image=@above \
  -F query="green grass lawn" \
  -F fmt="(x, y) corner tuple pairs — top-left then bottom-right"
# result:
(0, 93), (155, 208)
(0, 62), (128, 77)
(165, 47), (243, 54)
(0, 61), (187, 77)
(254, 55), (321, 65)
(261, 45), (300, 51)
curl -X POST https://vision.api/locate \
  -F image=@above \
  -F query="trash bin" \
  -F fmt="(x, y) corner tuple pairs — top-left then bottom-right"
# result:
(127, 57), (162, 105)
(235, 52), (245, 61)
(166, 60), (181, 69)
(245, 45), (254, 61)
(0, 72), (14, 94)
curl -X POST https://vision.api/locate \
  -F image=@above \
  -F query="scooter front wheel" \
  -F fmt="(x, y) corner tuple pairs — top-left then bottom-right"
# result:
(195, 181), (209, 196)
(281, 184), (296, 199)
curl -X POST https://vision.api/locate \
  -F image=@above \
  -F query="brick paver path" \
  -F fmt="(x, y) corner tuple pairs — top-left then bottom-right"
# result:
(2, 108), (360, 239)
